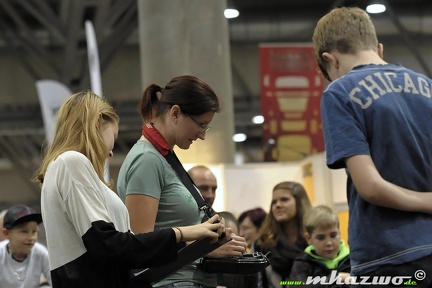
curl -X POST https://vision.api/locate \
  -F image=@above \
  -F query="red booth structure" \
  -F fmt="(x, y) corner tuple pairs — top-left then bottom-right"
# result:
(260, 44), (325, 162)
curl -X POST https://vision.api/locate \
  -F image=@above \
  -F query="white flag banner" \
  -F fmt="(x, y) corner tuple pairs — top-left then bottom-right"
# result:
(36, 80), (71, 145)
(85, 20), (110, 181)
(85, 20), (102, 96)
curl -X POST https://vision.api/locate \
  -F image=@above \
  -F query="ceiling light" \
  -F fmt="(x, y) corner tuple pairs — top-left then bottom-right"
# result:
(366, 4), (386, 14)
(233, 133), (247, 142)
(252, 115), (264, 124)
(224, 8), (239, 19)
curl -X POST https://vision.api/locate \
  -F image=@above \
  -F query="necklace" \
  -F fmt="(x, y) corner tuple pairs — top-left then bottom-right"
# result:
(14, 270), (26, 281)
(7, 244), (28, 281)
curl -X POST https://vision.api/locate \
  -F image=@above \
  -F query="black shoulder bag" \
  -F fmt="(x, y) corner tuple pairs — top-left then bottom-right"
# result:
(164, 150), (270, 275)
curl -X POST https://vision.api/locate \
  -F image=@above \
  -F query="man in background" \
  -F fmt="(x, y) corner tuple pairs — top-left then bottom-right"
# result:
(188, 167), (255, 288)
(188, 165), (218, 207)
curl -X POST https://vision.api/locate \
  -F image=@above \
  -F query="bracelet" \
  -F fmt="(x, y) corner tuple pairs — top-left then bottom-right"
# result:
(174, 227), (183, 242)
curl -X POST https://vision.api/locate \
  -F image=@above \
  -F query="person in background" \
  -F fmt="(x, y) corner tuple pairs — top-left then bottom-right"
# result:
(118, 75), (247, 288)
(0, 208), (8, 241)
(289, 205), (350, 286)
(217, 211), (239, 235)
(34, 91), (227, 288)
(255, 181), (312, 288)
(187, 166), (252, 288)
(238, 207), (267, 252)
(0, 204), (51, 288)
(188, 165), (218, 207)
(313, 7), (432, 286)
(215, 211), (258, 288)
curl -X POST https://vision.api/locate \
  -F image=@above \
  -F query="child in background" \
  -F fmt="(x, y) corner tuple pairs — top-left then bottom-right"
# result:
(289, 205), (350, 286)
(0, 204), (51, 288)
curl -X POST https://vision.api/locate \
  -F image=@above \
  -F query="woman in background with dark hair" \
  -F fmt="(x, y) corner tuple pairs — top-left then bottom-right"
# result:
(255, 181), (312, 288)
(118, 75), (246, 288)
(238, 207), (267, 252)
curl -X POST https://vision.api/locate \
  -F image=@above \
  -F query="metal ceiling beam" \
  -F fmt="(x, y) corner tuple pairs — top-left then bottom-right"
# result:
(106, 0), (136, 28)
(17, 0), (66, 44)
(92, 1), (111, 34)
(77, 1), (137, 91)
(59, 0), (71, 25)
(60, 0), (85, 85)
(383, 0), (432, 78)
(0, 0), (60, 75)
(99, 3), (138, 71)
(18, 135), (41, 160)
(0, 19), (41, 80)
(0, 137), (40, 195)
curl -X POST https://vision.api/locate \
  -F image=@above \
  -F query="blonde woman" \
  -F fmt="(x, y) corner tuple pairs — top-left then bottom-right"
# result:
(34, 91), (227, 288)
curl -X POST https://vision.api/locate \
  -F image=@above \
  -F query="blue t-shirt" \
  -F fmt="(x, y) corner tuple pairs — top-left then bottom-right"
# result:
(321, 63), (432, 275)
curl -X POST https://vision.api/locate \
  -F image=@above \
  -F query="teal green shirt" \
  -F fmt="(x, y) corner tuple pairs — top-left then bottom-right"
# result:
(117, 140), (216, 287)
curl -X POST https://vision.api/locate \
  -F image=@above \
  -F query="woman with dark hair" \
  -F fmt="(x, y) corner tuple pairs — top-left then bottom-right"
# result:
(238, 207), (267, 252)
(255, 181), (312, 288)
(117, 75), (247, 288)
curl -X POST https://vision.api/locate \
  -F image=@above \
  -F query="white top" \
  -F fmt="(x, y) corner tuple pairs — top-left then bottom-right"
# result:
(0, 240), (51, 288)
(41, 151), (130, 270)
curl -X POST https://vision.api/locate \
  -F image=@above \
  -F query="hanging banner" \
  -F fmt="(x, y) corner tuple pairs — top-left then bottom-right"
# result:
(85, 20), (110, 181)
(36, 80), (71, 145)
(85, 20), (102, 96)
(260, 44), (324, 162)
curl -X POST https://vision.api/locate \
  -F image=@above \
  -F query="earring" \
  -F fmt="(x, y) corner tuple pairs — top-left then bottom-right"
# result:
(175, 118), (178, 124)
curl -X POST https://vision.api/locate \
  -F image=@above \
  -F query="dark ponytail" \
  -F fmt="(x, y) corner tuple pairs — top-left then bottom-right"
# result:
(139, 75), (221, 123)
(138, 84), (162, 123)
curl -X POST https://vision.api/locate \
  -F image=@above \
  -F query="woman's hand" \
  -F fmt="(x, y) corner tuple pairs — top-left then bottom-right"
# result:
(205, 233), (247, 258)
(173, 214), (229, 242)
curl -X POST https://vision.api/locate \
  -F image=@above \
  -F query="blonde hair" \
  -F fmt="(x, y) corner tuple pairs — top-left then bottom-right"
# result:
(312, 7), (378, 75)
(34, 91), (119, 187)
(258, 181), (312, 248)
(304, 205), (339, 235)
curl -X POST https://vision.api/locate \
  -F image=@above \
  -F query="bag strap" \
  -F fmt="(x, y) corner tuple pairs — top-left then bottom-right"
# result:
(133, 150), (222, 285)
(133, 236), (221, 284)
(164, 150), (215, 219)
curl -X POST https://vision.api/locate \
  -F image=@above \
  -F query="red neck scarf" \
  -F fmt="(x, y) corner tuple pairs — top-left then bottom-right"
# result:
(142, 123), (171, 156)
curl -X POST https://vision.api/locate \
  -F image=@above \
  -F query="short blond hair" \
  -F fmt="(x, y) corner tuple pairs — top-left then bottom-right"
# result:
(304, 205), (339, 235)
(312, 7), (378, 75)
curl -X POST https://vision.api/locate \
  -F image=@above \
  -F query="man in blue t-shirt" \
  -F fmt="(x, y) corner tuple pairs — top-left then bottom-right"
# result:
(312, 7), (432, 287)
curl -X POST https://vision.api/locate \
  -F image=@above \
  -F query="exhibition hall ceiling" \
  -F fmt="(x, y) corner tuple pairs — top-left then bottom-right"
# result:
(0, 0), (431, 189)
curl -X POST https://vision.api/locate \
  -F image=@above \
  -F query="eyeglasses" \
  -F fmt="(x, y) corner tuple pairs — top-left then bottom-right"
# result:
(188, 115), (211, 132)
